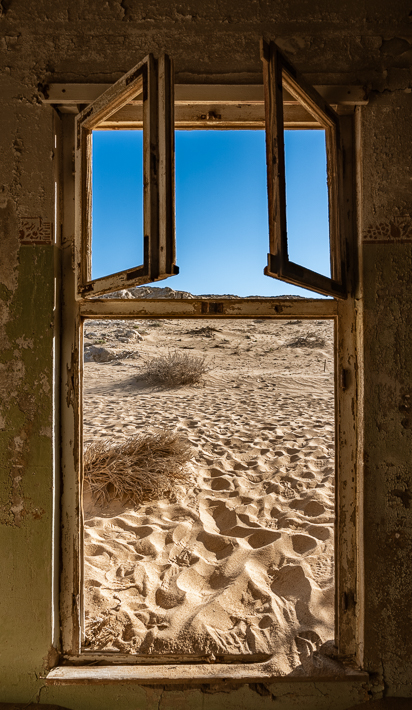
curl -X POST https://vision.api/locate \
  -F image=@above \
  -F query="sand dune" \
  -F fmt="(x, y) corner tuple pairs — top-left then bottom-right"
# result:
(83, 317), (335, 674)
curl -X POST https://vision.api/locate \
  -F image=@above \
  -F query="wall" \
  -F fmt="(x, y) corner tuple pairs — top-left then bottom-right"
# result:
(0, 1), (411, 707)
(362, 90), (412, 696)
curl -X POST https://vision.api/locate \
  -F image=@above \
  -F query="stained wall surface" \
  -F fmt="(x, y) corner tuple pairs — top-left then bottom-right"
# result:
(0, 1), (411, 708)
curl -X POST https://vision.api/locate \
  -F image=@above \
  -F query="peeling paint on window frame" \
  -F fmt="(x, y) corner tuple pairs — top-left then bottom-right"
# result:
(55, 54), (363, 685)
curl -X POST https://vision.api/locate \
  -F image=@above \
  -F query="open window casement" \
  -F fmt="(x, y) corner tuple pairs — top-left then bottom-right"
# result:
(261, 40), (347, 299)
(75, 53), (178, 299)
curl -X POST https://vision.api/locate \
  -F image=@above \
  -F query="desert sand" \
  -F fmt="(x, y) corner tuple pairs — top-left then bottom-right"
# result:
(82, 314), (335, 674)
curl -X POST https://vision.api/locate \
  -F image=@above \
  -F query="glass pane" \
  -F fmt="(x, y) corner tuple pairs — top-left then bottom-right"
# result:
(284, 130), (331, 278)
(83, 317), (335, 667)
(91, 128), (144, 280)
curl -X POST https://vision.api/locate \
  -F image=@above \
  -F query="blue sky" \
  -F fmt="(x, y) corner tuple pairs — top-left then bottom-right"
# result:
(91, 129), (330, 297)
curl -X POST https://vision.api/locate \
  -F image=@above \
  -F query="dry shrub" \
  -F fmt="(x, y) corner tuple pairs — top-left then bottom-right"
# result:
(84, 432), (192, 507)
(185, 325), (219, 338)
(287, 333), (326, 349)
(144, 349), (212, 387)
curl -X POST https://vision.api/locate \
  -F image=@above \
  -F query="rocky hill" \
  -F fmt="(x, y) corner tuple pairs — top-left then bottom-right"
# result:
(102, 286), (304, 299)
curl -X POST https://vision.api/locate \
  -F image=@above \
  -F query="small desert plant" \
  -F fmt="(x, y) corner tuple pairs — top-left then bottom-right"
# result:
(185, 325), (219, 338)
(84, 431), (192, 507)
(287, 333), (326, 349)
(143, 349), (212, 387)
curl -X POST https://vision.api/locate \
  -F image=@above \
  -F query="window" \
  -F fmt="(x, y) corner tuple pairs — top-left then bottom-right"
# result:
(51, 44), (362, 684)
(74, 44), (349, 302)
(261, 41), (347, 298)
(75, 53), (177, 298)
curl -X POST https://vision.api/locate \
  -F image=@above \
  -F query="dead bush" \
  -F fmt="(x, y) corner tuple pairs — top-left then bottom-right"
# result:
(144, 349), (212, 387)
(84, 432), (192, 507)
(287, 333), (326, 349)
(185, 325), (219, 338)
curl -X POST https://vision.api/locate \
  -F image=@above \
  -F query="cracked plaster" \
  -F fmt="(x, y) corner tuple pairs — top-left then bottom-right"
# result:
(0, 0), (412, 707)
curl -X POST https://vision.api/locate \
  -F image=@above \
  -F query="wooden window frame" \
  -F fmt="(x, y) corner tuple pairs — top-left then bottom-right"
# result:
(262, 41), (347, 299)
(52, 56), (364, 685)
(75, 53), (177, 300)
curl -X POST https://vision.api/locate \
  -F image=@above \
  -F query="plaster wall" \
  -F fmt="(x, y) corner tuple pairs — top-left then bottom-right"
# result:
(361, 90), (412, 696)
(0, 1), (411, 708)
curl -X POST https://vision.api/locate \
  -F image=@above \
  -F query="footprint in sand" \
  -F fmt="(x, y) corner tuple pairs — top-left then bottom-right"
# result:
(209, 466), (230, 478)
(207, 501), (281, 548)
(209, 476), (233, 491)
(84, 543), (111, 557)
(248, 529), (281, 549)
(169, 544), (199, 567)
(155, 565), (186, 609)
(289, 498), (326, 517)
(270, 564), (313, 602)
(306, 524), (331, 541)
(133, 536), (158, 558)
(83, 318), (335, 659)
(197, 531), (235, 560)
(291, 533), (318, 554)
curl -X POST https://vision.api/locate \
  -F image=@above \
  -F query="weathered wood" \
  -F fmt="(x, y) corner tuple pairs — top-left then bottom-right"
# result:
(79, 297), (337, 319)
(63, 651), (271, 665)
(281, 69), (345, 292)
(262, 40), (288, 273)
(77, 69), (144, 131)
(74, 57), (148, 297)
(46, 662), (368, 685)
(158, 54), (176, 275)
(281, 68), (339, 131)
(51, 111), (62, 655)
(261, 40), (348, 300)
(75, 54), (177, 299)
(61, 54), (360, 678)
(265, 257), (346, 299)
(43, 83), (368, 106)
(336, 297), (361, 661)
(145, 54), (159, 282)
(334, 117), (362, 664)
(96, 101), (321, 130)
(61, 116), (82, 656)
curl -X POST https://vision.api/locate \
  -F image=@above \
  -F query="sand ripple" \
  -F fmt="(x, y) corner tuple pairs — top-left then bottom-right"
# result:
(83, 318), (335, 673)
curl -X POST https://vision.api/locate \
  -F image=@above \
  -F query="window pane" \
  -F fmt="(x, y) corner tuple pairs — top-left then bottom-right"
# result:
(284, 130), (331, 278)
(83, 317), (335, 667)
(91, 129), (144, 280)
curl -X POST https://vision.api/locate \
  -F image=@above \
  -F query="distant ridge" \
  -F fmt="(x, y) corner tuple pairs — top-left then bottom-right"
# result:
(102, 286), (304, 300)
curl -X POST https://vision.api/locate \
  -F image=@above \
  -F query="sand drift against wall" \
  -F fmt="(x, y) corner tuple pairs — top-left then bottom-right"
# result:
(82, 318), (335, 674)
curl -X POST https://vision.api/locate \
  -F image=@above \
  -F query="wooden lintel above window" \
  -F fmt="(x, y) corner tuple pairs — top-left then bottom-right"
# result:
(42, 82), (368, 108)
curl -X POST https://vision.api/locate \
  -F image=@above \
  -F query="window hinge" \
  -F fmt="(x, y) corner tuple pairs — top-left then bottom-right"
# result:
(342, 590), (356, 611)
(340, 368), (349, 390)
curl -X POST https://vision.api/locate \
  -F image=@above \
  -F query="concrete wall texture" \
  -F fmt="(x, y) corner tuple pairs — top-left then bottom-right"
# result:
(0, 1), (411, 708)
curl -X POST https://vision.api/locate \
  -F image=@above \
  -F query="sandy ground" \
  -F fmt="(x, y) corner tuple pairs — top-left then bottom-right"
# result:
(83, 317), (335, 674)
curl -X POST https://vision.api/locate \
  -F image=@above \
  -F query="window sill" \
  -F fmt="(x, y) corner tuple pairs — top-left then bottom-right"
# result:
(46, 661), (368, 686)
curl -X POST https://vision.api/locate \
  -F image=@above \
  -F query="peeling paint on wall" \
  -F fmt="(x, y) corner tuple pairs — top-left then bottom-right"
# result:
(1, 1), (412, 706)
(0, 198), (19, 292)
(363, 216), (412, 244)
(19, 216), (53, 245)
(0, 246), (55, 527)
